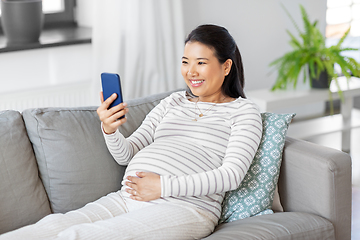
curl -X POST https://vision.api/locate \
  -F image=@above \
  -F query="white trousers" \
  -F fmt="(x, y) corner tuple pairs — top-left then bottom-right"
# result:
(0, 191), (216, 240)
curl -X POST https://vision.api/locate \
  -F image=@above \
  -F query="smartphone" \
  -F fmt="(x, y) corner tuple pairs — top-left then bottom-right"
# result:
(101, 73), (125, 118)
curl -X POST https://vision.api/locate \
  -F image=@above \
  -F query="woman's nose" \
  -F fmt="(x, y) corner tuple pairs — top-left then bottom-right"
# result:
(187, 65), (197, 77)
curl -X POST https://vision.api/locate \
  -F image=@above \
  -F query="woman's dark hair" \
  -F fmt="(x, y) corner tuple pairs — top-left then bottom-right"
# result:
(185, 24), (246, 98)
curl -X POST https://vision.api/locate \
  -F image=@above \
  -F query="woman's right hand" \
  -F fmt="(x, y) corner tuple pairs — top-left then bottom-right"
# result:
(97, 92), (129, 134)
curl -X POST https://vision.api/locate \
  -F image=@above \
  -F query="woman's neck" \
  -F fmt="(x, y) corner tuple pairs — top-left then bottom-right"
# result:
(197, 91), (226, 103)
(187, 91), (235, 103)
(198, 94), (236, 103)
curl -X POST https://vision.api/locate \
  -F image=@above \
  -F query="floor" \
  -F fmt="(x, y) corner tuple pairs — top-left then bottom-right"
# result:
(300, 126), (360, 239)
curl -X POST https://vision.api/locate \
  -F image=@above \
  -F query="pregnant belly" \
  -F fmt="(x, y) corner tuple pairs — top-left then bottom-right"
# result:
(122, 139), (221, 182)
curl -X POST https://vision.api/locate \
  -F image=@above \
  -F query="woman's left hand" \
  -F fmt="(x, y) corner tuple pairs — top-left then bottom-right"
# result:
(125, 172), (161, 201)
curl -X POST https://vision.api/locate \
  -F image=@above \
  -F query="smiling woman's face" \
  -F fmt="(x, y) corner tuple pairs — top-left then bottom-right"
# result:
(181, 41), (232, 102)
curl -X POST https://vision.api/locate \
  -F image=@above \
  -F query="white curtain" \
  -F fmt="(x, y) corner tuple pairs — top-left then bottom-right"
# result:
(91, 0), (185, 104)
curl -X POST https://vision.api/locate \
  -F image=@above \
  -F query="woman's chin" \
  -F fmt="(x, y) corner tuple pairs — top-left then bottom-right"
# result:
(187, 87), (202, 97)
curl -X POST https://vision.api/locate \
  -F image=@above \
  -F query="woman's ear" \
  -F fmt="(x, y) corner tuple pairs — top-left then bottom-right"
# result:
(224, 59), (233, 76)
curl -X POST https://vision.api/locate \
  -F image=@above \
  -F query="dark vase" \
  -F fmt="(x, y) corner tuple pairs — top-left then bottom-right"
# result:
(309, 65), (330, 89)
(1, 0), (44, 45)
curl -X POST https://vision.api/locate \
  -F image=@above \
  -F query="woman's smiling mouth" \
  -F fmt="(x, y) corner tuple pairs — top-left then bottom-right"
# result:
(189, 79), (204, 87)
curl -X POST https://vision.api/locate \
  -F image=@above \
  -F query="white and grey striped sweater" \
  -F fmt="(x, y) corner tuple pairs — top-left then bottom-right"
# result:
(103, 91), (262, 222)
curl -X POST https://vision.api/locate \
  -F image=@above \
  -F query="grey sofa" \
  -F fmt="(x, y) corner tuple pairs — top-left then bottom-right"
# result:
(0, 90), (352, 239)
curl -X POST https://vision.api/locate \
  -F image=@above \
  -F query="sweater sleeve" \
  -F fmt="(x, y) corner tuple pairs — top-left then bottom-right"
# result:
(160, 101), (262, 197)
(103, 96), (170, 166)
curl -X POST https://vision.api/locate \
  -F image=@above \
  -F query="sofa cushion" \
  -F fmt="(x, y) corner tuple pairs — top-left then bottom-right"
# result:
(0, 110), (51, 234)
(219, 113), (295, 223)
(22, 107), (125, 213)
(203, 212), (335, 240)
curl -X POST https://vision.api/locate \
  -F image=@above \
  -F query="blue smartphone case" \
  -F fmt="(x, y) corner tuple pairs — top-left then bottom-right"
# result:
(101, 73), (124, 111)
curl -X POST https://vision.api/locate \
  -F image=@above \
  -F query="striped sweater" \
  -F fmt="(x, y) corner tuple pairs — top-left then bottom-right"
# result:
(103, 91), (262, 222)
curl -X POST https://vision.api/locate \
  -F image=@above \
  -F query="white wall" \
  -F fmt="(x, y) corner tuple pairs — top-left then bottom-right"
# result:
(0, 44), (92, 111)
(0, 45), (91, 93)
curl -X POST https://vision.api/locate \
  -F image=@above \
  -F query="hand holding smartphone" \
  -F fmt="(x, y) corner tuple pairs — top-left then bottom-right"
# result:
(101, 72), (125, 119)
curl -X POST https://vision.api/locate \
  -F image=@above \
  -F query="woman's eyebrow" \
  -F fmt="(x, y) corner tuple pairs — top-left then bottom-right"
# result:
(182, 57), (209, 60)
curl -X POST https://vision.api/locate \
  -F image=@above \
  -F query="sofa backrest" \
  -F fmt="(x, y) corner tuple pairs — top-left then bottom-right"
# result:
(0, 110), (51, 234)
(21, 90), (176, 214)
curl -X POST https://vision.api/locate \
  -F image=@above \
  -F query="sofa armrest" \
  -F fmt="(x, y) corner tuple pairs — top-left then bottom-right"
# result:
(278, 137), (352, 240)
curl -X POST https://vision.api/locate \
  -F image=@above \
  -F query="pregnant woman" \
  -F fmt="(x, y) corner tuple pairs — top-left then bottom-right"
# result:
(0, 24), (262, 240)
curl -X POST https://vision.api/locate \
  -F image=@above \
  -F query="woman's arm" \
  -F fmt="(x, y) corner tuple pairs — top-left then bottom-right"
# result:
(160, 103), (262, 198)
(102, 96), (170, 166)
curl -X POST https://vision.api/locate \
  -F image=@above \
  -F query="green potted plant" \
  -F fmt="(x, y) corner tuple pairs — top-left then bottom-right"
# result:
(269, 4), (360, 113)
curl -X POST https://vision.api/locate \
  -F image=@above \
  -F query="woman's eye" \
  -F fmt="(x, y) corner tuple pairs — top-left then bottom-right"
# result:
(182, 61), (188, 64)
(198, 62), (206, 65)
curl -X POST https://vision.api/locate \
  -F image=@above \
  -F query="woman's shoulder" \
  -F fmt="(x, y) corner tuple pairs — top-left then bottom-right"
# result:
(168, 90), (187, 99)
(225, 98), (262, 126)
(162, 90), (188, 103)
(227, 97), (260, 112)
(223, 97), (261, 121)
(155, 90), (188, 110)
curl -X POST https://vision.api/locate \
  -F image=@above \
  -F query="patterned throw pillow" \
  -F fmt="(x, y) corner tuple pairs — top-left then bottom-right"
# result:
(219, 112), (295, 223)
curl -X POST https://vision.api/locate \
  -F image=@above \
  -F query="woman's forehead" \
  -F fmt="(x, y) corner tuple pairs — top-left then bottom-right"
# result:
(183, 41), (215, 58)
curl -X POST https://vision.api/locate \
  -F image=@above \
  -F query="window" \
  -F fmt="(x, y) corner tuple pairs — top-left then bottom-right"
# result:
(0, 0), (76, 30)
(43, 0), (65, 14)
(326, 0), (360, 38)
